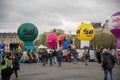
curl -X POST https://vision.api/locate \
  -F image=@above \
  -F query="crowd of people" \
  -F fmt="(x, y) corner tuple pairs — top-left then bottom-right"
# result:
(32, 46), (78, 67)
(0, 50), (21, 80)
(0, 47), (120, 80)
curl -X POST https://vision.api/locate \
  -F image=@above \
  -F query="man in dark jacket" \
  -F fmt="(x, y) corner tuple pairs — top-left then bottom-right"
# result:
(41, 49), (48, 66)
(48, 50), (53, 66)
(12, 55), (19, 79)
(102, 48), (115, 80)
(1, 54), (13, 80)
(53, 49), (57, 64)
(70, 48), (78, 64)
(57, 48), (63, 67)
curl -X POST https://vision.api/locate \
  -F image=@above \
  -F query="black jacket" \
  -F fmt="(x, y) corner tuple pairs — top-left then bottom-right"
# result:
(48, 51), (53, 58)
(102, 52), (115, 70)
(70, 49), (78, 58)
(12, 58), (19, 71)
(53, 50), (57, 56)
(1, 60), (13, 77)
(57, 50), (63, 58)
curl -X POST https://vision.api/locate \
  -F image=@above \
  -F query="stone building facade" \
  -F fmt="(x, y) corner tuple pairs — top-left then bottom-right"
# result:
(0, 32), (21, 50)
(91, 21), (111, 34)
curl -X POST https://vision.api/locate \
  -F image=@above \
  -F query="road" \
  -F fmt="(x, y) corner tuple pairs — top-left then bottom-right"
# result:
(6, 62), (120, 80)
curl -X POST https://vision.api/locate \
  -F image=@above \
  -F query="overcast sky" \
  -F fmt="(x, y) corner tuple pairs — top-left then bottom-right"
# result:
(0, 0), (120, 34)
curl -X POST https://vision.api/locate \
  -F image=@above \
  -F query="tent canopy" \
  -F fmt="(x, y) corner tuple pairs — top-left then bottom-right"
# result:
(38, 44), (47, 49)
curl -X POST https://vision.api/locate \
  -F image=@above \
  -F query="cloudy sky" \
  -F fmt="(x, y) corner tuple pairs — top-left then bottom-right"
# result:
(0, 0), (120, 34)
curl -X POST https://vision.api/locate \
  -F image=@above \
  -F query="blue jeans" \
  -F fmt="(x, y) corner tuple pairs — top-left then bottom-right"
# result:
(73, 58), (77, 64)
(104, 69), (114, 80)
(58, 57), (62, 67)
(53, 56), (57, 64)
(58, 61), (62, 67)
(49, 57), (53, 66)
(42, 57), (46, 66)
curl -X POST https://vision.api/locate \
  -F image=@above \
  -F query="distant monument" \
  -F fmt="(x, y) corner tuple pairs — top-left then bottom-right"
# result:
(102, 20), (109, 29)
(102, 20), (110, 33)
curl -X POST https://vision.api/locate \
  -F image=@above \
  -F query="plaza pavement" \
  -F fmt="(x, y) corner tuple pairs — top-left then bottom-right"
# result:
(10, 62), (120, 80)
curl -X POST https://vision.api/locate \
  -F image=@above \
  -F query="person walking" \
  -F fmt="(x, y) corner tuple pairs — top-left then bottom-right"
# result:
(1, 61), (11, 80)
(70, 47), (78, 64)
(12, 55), (19, 80)
(57, 48), (63, 67)
(82, 49), (88, 66)
(15, 51), (21, 70)
(42, 49), (47, 66)
(112, 49), (118, 64)
(28, 50), (33, 64)
(117, 50), (120, 64)
(53, 49), (57, 64)
(96, 49), (102, 63)
(0, 53), (13, 80)
(102, 48), (115, 80)
(38, 50), (43, 63)
(48, 50), (53, 66)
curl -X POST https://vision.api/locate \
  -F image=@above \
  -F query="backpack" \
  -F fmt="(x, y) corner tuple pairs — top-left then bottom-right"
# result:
(71, 49), (78, 58)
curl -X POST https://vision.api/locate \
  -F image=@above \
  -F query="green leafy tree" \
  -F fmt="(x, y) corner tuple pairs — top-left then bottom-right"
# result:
(34, 29), (65, 47)
(90, 33), (116, 49)
(35, 29), (117, 49)
(34, 33), (47, 47)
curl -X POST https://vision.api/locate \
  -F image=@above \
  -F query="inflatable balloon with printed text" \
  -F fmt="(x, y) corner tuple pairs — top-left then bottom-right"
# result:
(109, 11), (120, 48)
(17, 23), (38, 50)
(46, 33), (57, 48)
(76, 23), (94, 41)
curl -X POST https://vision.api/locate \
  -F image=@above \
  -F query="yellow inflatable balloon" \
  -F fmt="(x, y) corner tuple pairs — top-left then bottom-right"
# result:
(76, 23), (94, 41)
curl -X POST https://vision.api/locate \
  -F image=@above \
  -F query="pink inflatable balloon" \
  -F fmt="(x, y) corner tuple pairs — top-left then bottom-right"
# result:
(46, 33), (57, 48)
(57, 34), (66, 41)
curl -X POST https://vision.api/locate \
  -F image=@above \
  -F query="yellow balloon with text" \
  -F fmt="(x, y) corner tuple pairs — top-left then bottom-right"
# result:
(76, 23), (94, 41)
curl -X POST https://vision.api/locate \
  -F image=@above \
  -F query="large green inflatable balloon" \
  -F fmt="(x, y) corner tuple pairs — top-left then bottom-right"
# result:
(17, 23), (38, 46)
